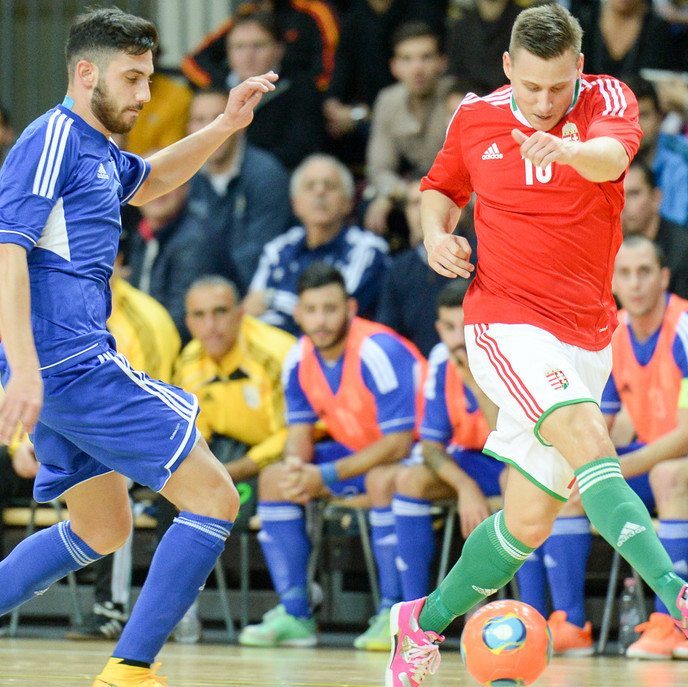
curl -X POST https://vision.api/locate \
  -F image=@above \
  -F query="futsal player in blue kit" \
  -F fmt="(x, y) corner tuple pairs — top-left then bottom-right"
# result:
(0, 8), (277, 686)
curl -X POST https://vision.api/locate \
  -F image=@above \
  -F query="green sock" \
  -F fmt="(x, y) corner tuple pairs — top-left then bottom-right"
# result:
(576, 457), (685, 619)
(419, 511), (533, 634)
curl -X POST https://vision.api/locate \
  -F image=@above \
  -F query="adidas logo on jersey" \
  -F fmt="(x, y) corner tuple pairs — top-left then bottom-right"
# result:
(97, 163), (109, 180)
(481, 143), (503, 160)
(617, 521), (646, 547)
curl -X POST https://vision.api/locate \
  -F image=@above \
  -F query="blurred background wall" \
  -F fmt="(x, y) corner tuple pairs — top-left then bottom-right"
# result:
(2, 0), (236, 130)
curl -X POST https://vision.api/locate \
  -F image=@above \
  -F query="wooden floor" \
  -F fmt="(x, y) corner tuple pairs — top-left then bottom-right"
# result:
(0, 639), (687, 686)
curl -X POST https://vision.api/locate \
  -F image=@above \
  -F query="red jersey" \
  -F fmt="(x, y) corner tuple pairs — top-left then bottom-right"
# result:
(421, 75), (642, 350)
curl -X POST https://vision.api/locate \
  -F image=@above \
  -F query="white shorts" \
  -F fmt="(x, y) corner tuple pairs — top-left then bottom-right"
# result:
(465, 323), (612, 501)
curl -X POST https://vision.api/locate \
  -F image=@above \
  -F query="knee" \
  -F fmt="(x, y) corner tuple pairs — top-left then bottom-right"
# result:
(649, 460), (688, 502)
(75, 510), (133, 555)
(503, 510), (553, 549)
(257, 462), (284, 500)
(364, 466), (398, 503)
(395, 466), (434, 500)
(204, 474), (241, 522)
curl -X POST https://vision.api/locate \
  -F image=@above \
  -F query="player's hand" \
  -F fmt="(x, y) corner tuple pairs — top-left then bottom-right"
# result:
(223, 72), (278, 131)
(0, 369), (43, 444)
(512, 129), (575, 169)
(11, 439), (39, 479)
(456, 479), (491, 538)
(425, 230), (474, 279)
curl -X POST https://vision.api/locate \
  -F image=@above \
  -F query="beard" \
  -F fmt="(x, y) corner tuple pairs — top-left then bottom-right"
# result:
(91, 83), (140, 135)
(312, 318), (350, 353)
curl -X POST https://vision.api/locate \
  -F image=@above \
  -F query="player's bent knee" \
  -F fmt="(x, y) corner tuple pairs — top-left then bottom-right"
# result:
(395, 466), (434, 499)
(200, 477), (240, 521)
(504, 513), (553, 549)
(257, 462), (283, 499)
(74, 515), (133, 555)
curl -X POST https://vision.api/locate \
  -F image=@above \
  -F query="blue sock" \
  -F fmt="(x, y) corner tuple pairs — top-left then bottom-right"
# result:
(114, 511), (232, 663)
(656, 520), (688, 614)
(543, 516), (591, 627)
(0, 520), (101, 616)
(392, 495), (435, 600)
(257, 502), (310, 619)
(370, 507), (402, 610)
(515, 548), (549, 617)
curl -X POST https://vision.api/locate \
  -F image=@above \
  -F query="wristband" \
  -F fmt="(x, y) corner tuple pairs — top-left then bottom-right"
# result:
(318, 462), (339, 487)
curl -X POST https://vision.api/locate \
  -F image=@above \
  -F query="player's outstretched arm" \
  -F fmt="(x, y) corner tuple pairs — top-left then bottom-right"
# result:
(130, 71), (278, 206)
(0, 244), (43, 443)
(512, 129), (629, 183)
(421, 189), (473, 279)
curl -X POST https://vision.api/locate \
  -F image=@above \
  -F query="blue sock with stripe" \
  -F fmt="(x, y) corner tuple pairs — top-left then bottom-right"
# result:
(515, 548), (549, 617)
(656, 519), (688, 614)
(114, 511), (232, 664)
(392, 496), (435, 600)
(370, 507), (402, 610)
(257, 502), (311, 619)
(544, 516), (591, 627)
(0, 520), (101, 616)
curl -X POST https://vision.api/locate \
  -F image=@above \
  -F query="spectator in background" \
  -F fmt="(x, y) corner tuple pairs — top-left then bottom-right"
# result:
(376, 180), (455, 356)
(323, 0), (447, 167)
(124, 66), (193, 156)
(0, 105), (15, 167)
(176, 276), (296, 483)
(446, 0), (524, 95)
(225, 12), (324, 168)
(364, 22), (452, 235)
(622, 160), (688, 299)
(238, 263), (426, 649)
(185, 89), (292, 292)
(627, 76), (688, 227)
(245, 154), (389, 334)
(127, 177), (221, 343)
(574, 0), (684, 76)
(182, 0), (339, 92)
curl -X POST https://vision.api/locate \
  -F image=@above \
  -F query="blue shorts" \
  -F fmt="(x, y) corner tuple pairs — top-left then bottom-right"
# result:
(618, 442), (655, 512)
(21, 349), (200, 502)
(449, 447), (505, 497)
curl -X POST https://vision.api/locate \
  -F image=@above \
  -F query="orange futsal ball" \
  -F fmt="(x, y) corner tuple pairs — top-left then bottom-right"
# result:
(460, 600), (553, 686)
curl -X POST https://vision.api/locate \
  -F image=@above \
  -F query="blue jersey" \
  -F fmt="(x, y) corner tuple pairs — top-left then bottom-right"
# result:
(0, 102), (150, 374)
(601, 310), (688, 415)
(249, 225), (390, 334)
(420, 343), (480, 445)
(282, 331), (418, 434)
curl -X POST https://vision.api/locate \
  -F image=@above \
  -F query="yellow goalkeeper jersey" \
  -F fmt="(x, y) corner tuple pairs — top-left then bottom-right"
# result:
(173, 315), (295, 470)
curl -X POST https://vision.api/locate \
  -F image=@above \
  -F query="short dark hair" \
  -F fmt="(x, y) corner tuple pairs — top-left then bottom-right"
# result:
(622, 74), (661, 114)
(621, 233), (667, 268)
(437, 280), (471, 312)
(628, 158), (657, 189)
(65, 8), (158, 71)
(510, 4), (582, 60)
(392, 21), (442, 53)
(297, 263), (348, 296)
(229, 11), (283, 43)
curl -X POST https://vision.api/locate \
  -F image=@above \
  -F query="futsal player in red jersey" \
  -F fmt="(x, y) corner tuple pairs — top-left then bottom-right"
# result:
(385, 5), (688, 686)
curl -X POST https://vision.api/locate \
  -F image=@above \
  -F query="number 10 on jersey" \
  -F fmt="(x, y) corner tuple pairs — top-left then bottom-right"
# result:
(524, 158), (552, 185)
